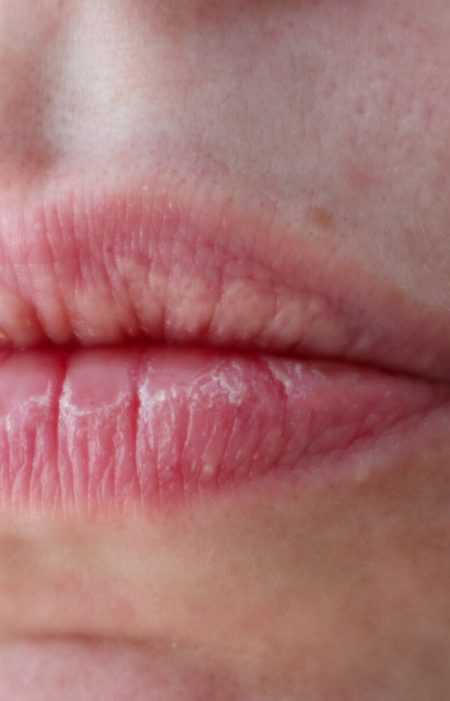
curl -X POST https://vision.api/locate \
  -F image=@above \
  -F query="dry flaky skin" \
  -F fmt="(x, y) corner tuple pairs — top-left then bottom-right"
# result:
(0, 0), (449, 699)
(0, 345), (447, 517)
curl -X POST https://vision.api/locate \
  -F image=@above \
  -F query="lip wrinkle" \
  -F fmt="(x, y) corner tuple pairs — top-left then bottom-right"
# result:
(258, 357), (292, 478)
(53, 351), (67, 513)
(129, 348), (143, 509)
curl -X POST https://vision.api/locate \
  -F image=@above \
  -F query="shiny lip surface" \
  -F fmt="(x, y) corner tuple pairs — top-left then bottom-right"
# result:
(0, 179), (449, 516)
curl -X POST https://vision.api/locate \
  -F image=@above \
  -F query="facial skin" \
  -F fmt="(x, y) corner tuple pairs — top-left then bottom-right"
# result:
(0, 1), (449, 699)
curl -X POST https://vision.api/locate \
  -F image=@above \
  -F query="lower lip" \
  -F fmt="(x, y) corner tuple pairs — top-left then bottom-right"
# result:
(0, 639), (231, 701)
(0, 343), (448, 517)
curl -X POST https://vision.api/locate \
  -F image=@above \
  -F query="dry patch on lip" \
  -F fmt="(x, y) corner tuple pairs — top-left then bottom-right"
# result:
(0, 342), (445, 518)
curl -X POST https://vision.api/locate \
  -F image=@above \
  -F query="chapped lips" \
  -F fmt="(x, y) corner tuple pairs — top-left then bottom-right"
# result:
(0, 181), (448, 516)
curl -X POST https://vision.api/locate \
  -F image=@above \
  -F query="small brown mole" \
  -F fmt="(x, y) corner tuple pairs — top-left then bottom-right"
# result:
(308, 206), (335, 231)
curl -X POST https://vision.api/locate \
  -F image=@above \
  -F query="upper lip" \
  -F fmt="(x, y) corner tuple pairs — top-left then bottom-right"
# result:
(0, 178), (448, 382)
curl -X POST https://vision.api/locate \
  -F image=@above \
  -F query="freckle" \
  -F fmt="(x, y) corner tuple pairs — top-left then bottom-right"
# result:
(309, 207), (335, 231)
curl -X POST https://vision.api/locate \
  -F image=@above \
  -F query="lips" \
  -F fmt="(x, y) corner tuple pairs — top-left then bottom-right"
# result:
(0, 180), (449, 516)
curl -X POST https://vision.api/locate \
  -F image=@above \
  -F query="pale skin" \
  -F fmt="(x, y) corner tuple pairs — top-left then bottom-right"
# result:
(0, 1), (450, 699)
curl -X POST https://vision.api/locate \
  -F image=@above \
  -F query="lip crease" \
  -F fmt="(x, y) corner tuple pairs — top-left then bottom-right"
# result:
(0, 179), (448, 516)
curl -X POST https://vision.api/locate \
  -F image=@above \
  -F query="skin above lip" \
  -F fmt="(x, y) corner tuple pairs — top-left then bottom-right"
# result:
(0, 178), (449, 516)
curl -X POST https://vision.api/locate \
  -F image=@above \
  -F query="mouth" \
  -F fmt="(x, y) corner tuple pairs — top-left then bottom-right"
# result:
(0, 177), (449, 517)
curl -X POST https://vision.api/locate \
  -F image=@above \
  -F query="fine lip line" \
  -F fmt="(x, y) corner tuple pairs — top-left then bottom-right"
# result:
(0, 178), (448, 383)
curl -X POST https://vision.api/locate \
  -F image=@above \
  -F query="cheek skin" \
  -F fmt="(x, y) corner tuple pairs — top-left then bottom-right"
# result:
(0, 426), (448, 700)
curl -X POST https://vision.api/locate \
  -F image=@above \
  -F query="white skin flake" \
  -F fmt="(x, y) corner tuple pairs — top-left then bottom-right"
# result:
(264, 358), (303, 394)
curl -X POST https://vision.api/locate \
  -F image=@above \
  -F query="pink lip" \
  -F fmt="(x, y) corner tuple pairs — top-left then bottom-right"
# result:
(0, 181), (448, 516)
(0, 344), (448, 516)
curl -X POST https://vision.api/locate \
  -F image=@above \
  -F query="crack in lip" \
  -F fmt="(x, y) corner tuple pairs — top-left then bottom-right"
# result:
(0, 177), (449, 383)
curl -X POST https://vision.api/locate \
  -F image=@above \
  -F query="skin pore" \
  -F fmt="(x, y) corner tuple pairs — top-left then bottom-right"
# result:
(0, 1), (449, 699)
